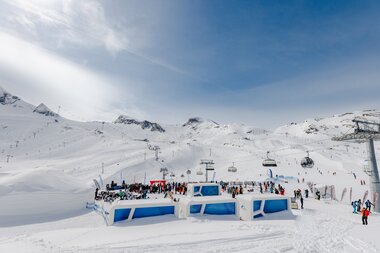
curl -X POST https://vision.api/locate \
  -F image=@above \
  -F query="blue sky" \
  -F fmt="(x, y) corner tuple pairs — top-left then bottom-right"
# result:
(0, 0), (380, 127)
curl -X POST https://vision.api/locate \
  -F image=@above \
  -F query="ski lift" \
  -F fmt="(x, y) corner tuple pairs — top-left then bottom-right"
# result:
(301, 151), (314, 168)
(228, 162), (237, 173)
(196, 169), (203, 175)
(262, 151), (277, 167)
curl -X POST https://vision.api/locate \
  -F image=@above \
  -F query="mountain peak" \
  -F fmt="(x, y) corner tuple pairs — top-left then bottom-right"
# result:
(114, 115), (165, 133)
(182, 117), (218, 127)
(0, 86), (20, 105)
(33, 103), (57, 117)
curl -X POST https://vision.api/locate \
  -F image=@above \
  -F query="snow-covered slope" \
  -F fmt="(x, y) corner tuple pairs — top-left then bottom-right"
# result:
(0, 87), (378, 226)
(1, 87), (380, 252)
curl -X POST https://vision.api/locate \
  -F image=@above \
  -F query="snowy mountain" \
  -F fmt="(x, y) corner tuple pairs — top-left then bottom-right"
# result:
(33, 103), (58, 117)
(0, 86), (379, 251)
(0, 86), (378, 227)
(114, 115), (165, 132)
(0, 87), (19, 105)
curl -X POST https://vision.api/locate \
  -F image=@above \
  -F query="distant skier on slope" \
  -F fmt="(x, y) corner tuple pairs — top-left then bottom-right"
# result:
(357, 199), (362, 212)
(352, 200), (358, 213)
(365, 199), (375, 212)
(361, 208), (370, 225)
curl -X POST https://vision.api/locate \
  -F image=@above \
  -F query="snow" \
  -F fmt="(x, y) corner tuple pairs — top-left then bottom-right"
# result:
(0, 87), (379, 252)
(0, 198), (378, 252)
(33, 103), (57, 117)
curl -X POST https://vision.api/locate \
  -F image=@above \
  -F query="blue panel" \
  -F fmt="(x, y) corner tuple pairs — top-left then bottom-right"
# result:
(201, 186), (219, 196)
(253, 200), (262, 211)
(263, 199), (288, 214)
(190, 204), (202, 214)
(254, 213), (264, 219)
(194, 186), (201, 196)
(204, 202), (235, 215)
(114, 208), (131, 222)
(132, 206), (175, 219)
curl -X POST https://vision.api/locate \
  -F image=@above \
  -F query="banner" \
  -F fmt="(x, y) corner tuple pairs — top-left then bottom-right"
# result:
(268, 169), (273, 178)
(349, 187), (352, 203)
(331, 185), (336, 200)
(99, 174), (104, 189)
(93, 179), (101, 189)
(340, 188), (347, 202)
(362, 190), (369, 203)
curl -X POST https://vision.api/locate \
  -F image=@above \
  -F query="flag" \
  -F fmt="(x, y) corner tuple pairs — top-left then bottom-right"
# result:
(340, 188), (347, 202)
(99, 175), (104, 189)
(349, 187), (352, 203)
(362, 190), (369, 203)
(374, 192), (378, 205)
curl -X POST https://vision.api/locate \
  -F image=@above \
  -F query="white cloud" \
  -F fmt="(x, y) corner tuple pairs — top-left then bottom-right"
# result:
(4, 0), (128, 55)
(0, 31), (141, 121)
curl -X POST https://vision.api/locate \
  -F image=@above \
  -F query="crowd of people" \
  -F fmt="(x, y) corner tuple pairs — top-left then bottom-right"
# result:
(95, 180), (291, 203)
(95, 181), (188, 203)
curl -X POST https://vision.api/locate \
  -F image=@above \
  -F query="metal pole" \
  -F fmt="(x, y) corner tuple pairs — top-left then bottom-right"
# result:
(367, 139), (380, 212)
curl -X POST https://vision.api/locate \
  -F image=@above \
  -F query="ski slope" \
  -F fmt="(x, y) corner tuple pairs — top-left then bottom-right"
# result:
(0, 87), (379, 252)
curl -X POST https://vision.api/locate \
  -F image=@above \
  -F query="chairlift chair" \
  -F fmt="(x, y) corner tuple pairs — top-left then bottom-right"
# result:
(196, 169), (203, 175)
(228, 162), (237, 173)
(262, 151), (277, 167)
(301, 151), (314, 168)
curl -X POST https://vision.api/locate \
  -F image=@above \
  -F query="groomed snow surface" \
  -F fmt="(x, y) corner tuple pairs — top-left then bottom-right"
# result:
(0, 89), (379, 252)
(0, 197), (379, 252)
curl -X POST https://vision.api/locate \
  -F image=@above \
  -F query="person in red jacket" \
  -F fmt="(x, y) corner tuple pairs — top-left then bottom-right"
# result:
(361, 208), (370, 225)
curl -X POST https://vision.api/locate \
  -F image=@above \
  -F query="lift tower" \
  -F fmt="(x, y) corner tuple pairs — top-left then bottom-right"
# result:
(332, 119), (380, 212)
(200, 159), (215, 183)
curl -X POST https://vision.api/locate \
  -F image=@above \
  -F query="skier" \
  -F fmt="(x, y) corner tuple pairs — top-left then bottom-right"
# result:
(365, 199), (375, 212)
(357, 199), (362, 212)
(352, 200), (358, 213)
(316, 190), (321, 200)
(361, 208), (370, 225)
(300, 196), (304, 209)
(305, 189), (309, 198)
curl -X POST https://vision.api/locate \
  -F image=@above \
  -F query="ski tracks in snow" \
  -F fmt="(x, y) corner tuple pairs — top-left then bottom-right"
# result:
(293, 209), (377, 253)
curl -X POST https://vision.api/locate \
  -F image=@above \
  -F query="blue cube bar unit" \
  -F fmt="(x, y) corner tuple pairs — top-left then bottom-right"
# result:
(103, 199), (178, 225)
(186, 183), (221, 197)
(179, 195), (238, 217)
(236, 194), (291, 221)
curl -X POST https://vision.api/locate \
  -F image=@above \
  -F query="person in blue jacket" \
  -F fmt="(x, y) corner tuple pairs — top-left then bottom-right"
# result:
(352, 200), (358, 213)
